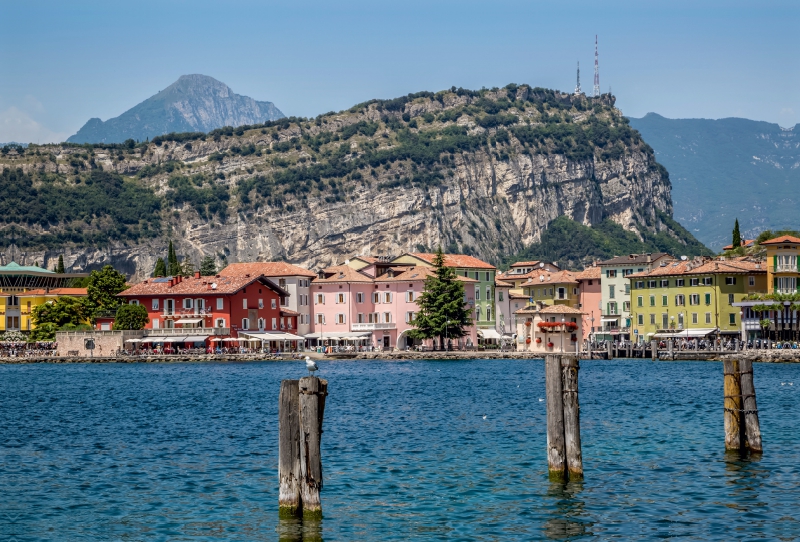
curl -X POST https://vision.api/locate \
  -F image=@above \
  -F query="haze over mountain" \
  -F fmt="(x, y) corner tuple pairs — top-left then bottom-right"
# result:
(67, 75), (284, 144)
(629, 113), (800, 250)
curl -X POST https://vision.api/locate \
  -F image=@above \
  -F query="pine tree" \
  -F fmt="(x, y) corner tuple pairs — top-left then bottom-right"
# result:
(732, 218), (742, 249)
(181, 256), (195, 277)
(167, 240), (181, 276)
(56, 255), (65, 274)
(199, 255), (217, 276)
(409, 247), (473, 349)
(153, 257), (167, 277)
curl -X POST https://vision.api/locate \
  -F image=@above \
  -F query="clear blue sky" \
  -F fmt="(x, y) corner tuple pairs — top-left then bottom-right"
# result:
(1, 0), (797, 143)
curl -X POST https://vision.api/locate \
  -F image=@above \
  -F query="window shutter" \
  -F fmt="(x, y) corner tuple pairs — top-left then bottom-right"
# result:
(774, 255), (777, 269)
(797, 255), (800, 272)
(774, 277), (778, 292)
(606, 302), (610, 314)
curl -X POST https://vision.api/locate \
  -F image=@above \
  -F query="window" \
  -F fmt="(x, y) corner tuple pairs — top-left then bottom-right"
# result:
(242, 299), (248, 309)
(635, 281), (644, 289)
(637, 296), (643, 307)
(705, 293), (712, 305)
(278, 279), (286, 289)
(130, 300), (140, 306)
(703, 277), (713, 286)
(676, 279), (685, 287)
(152, 318), (160, 329)
(216, 298), (223, 310)
(662, 313), (669, 329)
(475, 289), (481, 301)
(165, 320), (174, 329)
(316, 293), (325, 305)
(692, 313), (698, 324)
(725, 277), (736, 285)
(662, 295), (668, 306)
(406, 311), (415, 323)
(649, 295), (655, 307)
(373, 292), (380, 303)
(485, 272), (490, 282)
(623, 301), (630, 312)
(549, 289), (553, 296)
(152, 299), (159, 310)
(777, 277), (797, 293)
(648, 280), (657, 288)
(689, 294), (700, 305)
(608, 302), (618, 315)
(183, 298), (193, 310)
(573, 287), (579, 295)
(384, 292), (392, 303)
(258, 318), (265, 330)
(609, 285), (615, 299)
(705, 313), (712, 324)
(337, 293), (345, 304)
(675, 294), (685, 306)
(557, 287), (566, 300)
(622, 268), (634, 277)
(406, 291), (415, 303)
(272, 318), (278, 329)
(650, 314), (656, 325)
(607, 270), (617, 278)
(776, 254), (795, 271)
(729, 313), (736, 326)
(749, 276), (755, 286)
(728, 294), (735, 305)
(316, 314), (325, 324)
(690, 278), (699, 286)
(384, 312), (391, 323)
(356, 292), (364, 303)
(678, 313), (684, 328)
(357, 313), (364, 323)
(242, 318), (249, 330)
(196, 299), (205, 311)
(486, 286), (491, 300)
(637, 314), (643, 325)
(476, 306), (482, 320)
(258, 299), (264, 309)
(487, 308), (492, 321)
(624, 284), (630, 294)
(215, 318), (226, 327)
(271, 299), (277, 309)
(660, 280), (669, 288)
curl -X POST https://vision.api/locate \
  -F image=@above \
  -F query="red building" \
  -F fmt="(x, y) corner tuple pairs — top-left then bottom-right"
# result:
(119, 271), (298, 349)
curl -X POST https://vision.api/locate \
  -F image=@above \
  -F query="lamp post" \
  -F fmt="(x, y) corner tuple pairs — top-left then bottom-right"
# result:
(561, 316), (565, 353)
(445, 319), (450, 351)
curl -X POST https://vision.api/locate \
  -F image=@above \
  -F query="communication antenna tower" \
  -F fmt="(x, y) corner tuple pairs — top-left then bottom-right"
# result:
(574, 62), (582, 95)
(593, 35), (600, 97)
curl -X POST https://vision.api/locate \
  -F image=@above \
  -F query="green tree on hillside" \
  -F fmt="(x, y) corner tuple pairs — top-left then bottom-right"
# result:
(153, 257), (166, 277)
(113, 304), (149, 330)
(409, 247), (473, 349)
(56, 255), (65, 274)
(199, 255), (216, 276)
(167, 240), (181, 276)
(732, 218), (741, 248)
(86, 265), (127, 317)
(181, 256), (195, 277)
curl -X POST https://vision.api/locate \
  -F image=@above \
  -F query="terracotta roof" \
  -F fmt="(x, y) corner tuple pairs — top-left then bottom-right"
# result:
(351, 256), (379, 263)
(722, 239), (755, 250)
(400, 253), (496, 270)
(510, 270), (579, 285)
(280, 308), (299, 316)
(120, 275), (288, 296)
(759, 235), (800, 246)
(374, 266), (480, 283)
(628, 258), (766, 278)
(312, 265), (373, 283)
(598, 253), (672, 266)
(514, 304), (585, 315)
(19, 288), (88, 297)
(495, 279), (514, 288)
(220, 262), (316, 278)
(509, 293), (530, 299)
(510, 260), (541, 267)
(575, 267), (601, 280)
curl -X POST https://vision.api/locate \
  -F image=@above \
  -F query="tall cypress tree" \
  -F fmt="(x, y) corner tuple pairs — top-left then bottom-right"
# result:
(153, 257), (167, 277)
(409, 247), (473, 349)
(732, 218), (742, 249)
(167, 240), (180, 276)
(56, 255), (65, 274)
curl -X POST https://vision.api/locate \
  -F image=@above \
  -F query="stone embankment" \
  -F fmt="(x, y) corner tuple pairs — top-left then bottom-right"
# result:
(0, 353), (295, 364)
(717, 350), (800, 364)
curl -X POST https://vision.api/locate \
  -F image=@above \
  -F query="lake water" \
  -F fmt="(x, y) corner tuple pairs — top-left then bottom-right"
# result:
(2, 359), (800, 541)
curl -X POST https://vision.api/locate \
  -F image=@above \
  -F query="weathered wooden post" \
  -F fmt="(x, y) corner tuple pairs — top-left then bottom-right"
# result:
(545, 354), (582, 482)
(723, 358), (762, 454)
(668, 339), (673, 360)
(279, 376), (328, 519)
(606, 340), (612, 360)
(651, 340), (657, 360)
(723, 359), (743, 451)
(738, 358), (762, 453)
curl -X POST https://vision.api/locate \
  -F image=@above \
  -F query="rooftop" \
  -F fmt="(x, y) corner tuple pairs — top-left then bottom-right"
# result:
(0, 261), (55, 274)
(515, 303), (585, 315)
(219, 262), (316, 278)
(722, 239), (756, 251)
(19, 288), (88, 297)
(399, 253), (496, 270)
(121, 274), (288, 296)
(575, 266), (602, 280)
(759, 235), (800, 246)
(313, 265), (373, 283)
(628, 257), (766, 278)
(598, 253), (672, 266)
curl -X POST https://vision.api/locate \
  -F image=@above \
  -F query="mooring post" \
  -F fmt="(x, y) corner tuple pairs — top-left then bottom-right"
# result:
(606, 340), (612, 360)
(651, 340), (657, 361)
(668, 339), (673, 360)
(545, 354), (567, 481)
(298, 376), (327, 519)
(279, 380), (302, 517)
(561, 355), (583, 480)
(738, 358), (762, 453)
(723, 359), (744, 451)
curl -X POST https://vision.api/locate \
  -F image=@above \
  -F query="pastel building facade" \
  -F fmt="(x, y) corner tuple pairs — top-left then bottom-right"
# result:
(575, 266), (602, 340)
(514, 304), (584, 354)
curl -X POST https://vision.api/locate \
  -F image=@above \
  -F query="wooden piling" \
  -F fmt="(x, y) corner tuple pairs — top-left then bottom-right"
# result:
(651, 340), (657, 360)
(279, 380), (302, 517)
(298, 376), (327, 519)
(738, 358), (762, 454)
(561, 356), (583, 480)
(545, 354), (567, 481)
(723, 359), (743, 451)
(606, 341), (612, 360)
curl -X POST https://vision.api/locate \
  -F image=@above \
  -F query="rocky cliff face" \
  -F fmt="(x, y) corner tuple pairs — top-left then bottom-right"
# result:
(67, 74), (284, 144)
(2, 85), (689, 280)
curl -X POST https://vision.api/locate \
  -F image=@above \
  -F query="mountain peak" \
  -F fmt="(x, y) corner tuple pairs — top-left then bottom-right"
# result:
(67, 75), (284, 144)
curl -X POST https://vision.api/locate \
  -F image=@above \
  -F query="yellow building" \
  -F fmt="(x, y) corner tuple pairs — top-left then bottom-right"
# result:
(760, 235), (800, 294)
(628, 257), (766, 342)
(498, 269), (581, 309)
(0, 262), (88, 332)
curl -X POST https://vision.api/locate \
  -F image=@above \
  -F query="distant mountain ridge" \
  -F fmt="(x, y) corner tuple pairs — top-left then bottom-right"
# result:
(628, 113), (800, 250)
(67, 74), (284, 144)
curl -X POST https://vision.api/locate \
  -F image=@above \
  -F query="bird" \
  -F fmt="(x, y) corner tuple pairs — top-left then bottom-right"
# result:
(482, 415), (487, 420)
(782, 382), (786, 386)
(791, 382), (794, 386)
(305, 356), (319, 375)
(539, 398), (544, 402)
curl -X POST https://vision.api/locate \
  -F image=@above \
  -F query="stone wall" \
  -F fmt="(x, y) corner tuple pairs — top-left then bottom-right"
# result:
(56, 330), (144, 357)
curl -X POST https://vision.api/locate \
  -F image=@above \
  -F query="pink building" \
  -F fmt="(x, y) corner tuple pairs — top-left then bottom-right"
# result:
(576, 265), (602, 340)
(308, 264), (479, 350)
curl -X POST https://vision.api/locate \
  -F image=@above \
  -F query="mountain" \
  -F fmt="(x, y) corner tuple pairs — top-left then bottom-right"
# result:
(67, 75), (285, 144)
(628, 113), (800, 251)
(1, 85), (706, 279)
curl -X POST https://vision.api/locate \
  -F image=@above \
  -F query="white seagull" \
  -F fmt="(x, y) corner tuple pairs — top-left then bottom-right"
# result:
(305, 356), (319, 375)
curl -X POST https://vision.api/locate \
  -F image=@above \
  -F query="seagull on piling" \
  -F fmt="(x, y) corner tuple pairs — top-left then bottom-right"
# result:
(305, 356), (319, 375)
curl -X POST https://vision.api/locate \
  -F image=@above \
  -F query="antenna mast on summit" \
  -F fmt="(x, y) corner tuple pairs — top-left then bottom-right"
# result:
(574, 62), (582, 95)
(593, 35), (600, 97)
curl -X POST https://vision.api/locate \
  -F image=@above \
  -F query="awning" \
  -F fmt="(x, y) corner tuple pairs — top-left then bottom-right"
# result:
(162, 336), (188, 342)
(142, 336), (166, 342)
(184, 335), (209, 342)
(653, 328), (718, 339)
(601, 318), (619, 322)
(477, 329), (503, 340)
(304, 332), (371, 339)
(242, 332), (305, 341)
(176, 318), (203, 324)
(125, 338), (142, 343)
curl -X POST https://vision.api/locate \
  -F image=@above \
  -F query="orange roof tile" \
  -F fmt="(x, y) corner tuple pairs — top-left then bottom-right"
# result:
(510, 260), (541, 267)
(19, 288), (88, 297)
(759, 235), (800, 246)
(374, 266), (480, 283)
(628, 258), (766, 278)
(722, 239), (755, 250)
(402, 253), (496, 270)
(312, 265), (374, 283)
(495, 279), (515, 288)
(121, 275), (288, 296)
(507, 270), (579, 285)
(575, 267), (601, 280)
(514, 304), (585, 315)
(219, 262), (316, 278)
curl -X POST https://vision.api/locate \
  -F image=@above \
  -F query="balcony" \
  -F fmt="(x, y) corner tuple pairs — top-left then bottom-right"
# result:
(352, 322), (396, 331)
(149, 327), (230, 336)
(772, 265), (799, 273)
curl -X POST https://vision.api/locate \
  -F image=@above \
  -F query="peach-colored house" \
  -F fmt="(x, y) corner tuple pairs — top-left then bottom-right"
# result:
(575, 265), (602, 340)
(514, 304), (585, 354)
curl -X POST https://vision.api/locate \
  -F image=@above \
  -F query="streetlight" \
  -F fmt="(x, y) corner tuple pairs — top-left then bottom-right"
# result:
(561, 316), (565, 353)
(445, 319), (450, 351)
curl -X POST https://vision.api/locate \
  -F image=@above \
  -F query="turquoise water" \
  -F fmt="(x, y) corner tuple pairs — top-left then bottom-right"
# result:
(2, 359), (799, 541)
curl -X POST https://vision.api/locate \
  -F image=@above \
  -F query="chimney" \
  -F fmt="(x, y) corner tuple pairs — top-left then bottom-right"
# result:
(168, 279), (174, 287)
(207, 282), (212, 290)
(195, 271), (201, 279)
(646, 254), (652, 263)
